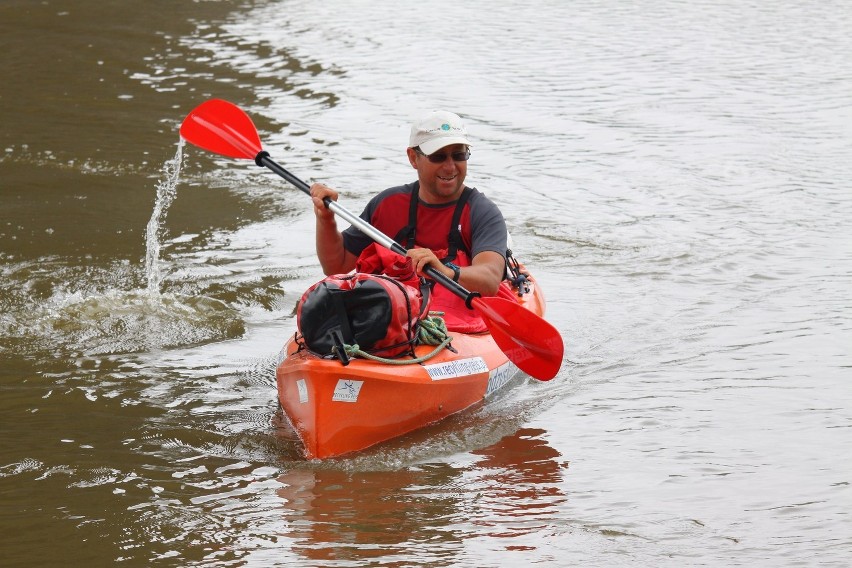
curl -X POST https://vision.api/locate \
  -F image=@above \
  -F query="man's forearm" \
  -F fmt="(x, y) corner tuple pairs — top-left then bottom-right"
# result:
(316, 218), (352, 275)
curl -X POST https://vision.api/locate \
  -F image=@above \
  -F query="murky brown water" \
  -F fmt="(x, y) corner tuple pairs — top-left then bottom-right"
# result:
(2, 0), (851, 566)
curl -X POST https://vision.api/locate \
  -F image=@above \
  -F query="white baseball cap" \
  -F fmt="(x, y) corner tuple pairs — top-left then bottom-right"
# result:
(408, 110), (472, 156)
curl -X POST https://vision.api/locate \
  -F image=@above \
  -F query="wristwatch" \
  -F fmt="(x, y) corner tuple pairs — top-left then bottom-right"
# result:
(445, 261), (461, 282)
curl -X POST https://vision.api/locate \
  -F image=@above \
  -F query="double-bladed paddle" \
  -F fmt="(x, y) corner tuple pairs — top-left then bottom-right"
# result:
(179, 99), (564, 380)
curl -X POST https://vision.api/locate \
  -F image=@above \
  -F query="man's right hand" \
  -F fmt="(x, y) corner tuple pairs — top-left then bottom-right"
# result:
(309, 183), (339, 221)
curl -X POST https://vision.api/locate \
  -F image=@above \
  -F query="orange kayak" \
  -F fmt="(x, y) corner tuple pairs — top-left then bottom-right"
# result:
(275, 271), (547, 459)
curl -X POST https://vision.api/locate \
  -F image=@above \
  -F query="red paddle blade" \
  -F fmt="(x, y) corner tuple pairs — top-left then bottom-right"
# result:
(473, 296), (564, 381)
(179, 99), (262, 160)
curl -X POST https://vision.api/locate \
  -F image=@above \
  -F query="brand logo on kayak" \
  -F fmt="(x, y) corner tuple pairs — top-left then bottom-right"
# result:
(486, 361), (518, 396)
(296, 379), (308, 404)
(275, 347), (287, 367)
(332, 379), (363, 402)
(425, 357), (489, 380)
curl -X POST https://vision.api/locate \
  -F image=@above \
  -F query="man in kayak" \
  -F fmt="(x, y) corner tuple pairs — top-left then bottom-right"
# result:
(308, 110), (509, 313)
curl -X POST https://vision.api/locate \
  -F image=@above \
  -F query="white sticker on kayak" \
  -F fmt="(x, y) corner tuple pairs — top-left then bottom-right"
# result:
(425, 357), (489, 380)
(486, 361), (519, 397)
(296, 379), (308, 404)
(332, 379), (364, 402)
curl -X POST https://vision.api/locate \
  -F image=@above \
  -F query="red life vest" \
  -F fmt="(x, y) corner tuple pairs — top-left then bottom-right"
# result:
(358, 186), (517, 333)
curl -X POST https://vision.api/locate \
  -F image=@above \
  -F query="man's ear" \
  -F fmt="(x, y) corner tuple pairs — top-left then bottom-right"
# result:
(406, 147), (418, 169)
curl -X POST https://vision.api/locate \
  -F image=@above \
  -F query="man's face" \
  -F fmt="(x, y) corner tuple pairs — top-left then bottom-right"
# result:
(408, 143), (469, 204)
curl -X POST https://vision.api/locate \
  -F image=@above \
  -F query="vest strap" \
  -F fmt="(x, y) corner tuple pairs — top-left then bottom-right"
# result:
(443, 187), (472, 262)
(393, 182), (421, 248)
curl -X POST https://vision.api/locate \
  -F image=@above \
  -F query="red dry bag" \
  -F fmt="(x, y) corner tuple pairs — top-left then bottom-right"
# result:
(296, 247), (430, 358)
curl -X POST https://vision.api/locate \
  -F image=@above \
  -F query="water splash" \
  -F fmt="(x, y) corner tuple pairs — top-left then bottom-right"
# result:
(50, 290), (245, 355)
(145, 140), (185, 294)
(10, 138), (247, 355)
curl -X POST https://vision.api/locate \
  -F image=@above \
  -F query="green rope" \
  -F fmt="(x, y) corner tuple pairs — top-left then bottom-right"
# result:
(331, 313), (452, 365)
(418, 313), (450, 346)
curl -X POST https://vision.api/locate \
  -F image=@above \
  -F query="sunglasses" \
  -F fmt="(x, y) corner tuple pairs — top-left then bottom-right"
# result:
(415, 147), (471, 163)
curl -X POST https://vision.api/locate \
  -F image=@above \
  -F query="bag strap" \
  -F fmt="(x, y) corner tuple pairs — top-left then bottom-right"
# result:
(328, 287), (354, 342)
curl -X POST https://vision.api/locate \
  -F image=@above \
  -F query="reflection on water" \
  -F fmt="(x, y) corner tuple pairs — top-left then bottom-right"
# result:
(470, 428), (568, 541)
(275, 428), (567, 565)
